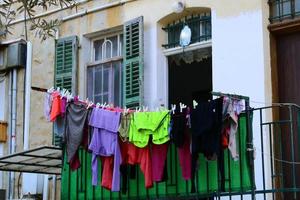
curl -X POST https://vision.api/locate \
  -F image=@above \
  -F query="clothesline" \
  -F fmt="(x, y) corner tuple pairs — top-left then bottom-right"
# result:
(33, 86), (300, 109)
(40, 86), (249, 113)
(44, 86), (252, 193)
(247, 146), (300, 165)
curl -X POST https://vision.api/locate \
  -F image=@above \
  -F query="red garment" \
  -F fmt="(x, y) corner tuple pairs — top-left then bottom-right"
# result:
(221, 125), (230, 149)
(119, 140), (153, 188)
(69, 151), (80, 171)
(178, 130), (191, 180)
(101, 156), (114, 190)
(152, 143), (169, 182)
(50, 92), (61, 122)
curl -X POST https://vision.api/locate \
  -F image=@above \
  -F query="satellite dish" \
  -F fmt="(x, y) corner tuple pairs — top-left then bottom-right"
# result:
(179, 25), (191, 47)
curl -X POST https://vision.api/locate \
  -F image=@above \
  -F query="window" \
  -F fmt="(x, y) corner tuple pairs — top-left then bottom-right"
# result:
(269, 0), (300, 23)
(86, 16), (144, 109)
(162, 12), (211, 49)
(87, 33), (123, 107)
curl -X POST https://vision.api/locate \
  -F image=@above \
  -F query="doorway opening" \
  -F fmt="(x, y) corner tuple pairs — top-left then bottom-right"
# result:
(168, 52), (212, 107)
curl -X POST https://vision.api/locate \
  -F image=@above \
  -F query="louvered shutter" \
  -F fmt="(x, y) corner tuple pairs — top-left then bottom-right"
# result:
(123, 16), (144, 108)
(54, 36), (78, 146)
(55, 36), (78, 94)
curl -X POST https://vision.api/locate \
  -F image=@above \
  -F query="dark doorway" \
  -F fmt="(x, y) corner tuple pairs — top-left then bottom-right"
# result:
(168, 56), (212, 107)
(277, 32), (300, 105)
(276, 31), (300, 199)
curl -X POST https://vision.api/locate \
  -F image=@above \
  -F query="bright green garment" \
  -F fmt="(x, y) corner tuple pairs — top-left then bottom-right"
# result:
(128, 111), (170, 148)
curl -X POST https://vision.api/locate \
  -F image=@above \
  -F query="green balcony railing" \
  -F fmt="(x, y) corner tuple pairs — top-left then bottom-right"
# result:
(162, 13), (211, 49)
(269, 0), (300, 23)
(60, 95), (300, 199)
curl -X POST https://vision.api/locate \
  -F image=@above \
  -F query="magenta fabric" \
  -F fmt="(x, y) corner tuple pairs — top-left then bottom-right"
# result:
(151, 142), (169, 182)
(178, 130), (191, 180)
(89, 108), (121, 192)
(60, 96), (67, 117)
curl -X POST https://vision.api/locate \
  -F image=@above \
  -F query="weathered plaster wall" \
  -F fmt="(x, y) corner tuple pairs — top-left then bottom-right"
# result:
(4, 0), (271, 151)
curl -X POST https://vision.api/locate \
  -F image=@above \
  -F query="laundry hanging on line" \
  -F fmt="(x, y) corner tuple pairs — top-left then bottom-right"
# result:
(44, 87), (247, 193)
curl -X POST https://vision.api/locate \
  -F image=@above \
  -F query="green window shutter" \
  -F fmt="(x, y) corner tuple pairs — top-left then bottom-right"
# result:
(54, 36), (78, 146)
(123, 16), (144, 108)
(55, 36), (78, 94)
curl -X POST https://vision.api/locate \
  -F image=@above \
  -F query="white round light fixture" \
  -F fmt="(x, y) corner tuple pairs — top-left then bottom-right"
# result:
(179, 25), (191, 47)
(172, 1), (185, 13)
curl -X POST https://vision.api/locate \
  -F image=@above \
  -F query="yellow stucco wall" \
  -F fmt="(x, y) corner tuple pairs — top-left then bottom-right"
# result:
(3, 0), (271, 166)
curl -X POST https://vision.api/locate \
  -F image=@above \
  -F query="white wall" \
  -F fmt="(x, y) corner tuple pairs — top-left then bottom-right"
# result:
(212, 9), (270, 200)
(152, 8), (270, 200)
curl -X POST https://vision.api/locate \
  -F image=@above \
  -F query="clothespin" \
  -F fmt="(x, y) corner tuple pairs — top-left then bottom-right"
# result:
(135, 107), (141, 112)
(159, 104), (166, 111)
(155, 107), (159, 112)
(171, 104), (176, 114)
(96, 103), (100, 108)
(47, 87), (54, 93)
(124, 107), (130, 115)
(179, 102), (186, 113)
(66, 92), (71, 102)
(193, 100), (198, 109)
(122, 107), (127, 115)
(60, 89), (66, 99)
(87, 101), (94, 109)
(57, 87), (60, 93)
(142, 106), (148, 112)
(64, 90), (69, 97)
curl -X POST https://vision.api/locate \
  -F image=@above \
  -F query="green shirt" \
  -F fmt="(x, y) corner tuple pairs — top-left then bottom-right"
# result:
(129, 111), (170, 148)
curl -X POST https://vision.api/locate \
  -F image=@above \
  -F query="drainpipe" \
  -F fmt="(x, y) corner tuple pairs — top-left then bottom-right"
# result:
(42, 175), (49, 200)
(24, 41), (32, 151)
(7, 71), (11, 200)
(48, 30), (60, 200)
(23, 41), (33, 199)
(51, 176), (56, 200)
(8, 69), (17, 200)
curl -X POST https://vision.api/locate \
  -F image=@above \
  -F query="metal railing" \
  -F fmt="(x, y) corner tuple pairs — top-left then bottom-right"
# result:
(249, 104), (300, 200)
(269, 0), (300, 23)
(60, 99), (300, 199)
(162, 13), (211, 49)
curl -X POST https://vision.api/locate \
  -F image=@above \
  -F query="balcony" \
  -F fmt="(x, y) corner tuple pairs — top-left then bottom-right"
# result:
(59, 96), (300, 199)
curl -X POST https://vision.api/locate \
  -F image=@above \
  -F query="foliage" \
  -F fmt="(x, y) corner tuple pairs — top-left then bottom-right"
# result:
(0, 0), (77, 40)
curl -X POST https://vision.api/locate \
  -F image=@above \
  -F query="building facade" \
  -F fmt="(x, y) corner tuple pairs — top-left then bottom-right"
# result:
(1, 0), (299, 199)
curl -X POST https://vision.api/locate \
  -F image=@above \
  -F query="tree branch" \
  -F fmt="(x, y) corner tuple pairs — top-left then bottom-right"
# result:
(0, 0), (77, 40)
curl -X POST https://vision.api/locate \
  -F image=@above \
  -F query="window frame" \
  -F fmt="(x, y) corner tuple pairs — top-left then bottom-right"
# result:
(89, 32), (123, 64)
(86, 32), (123, 106)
